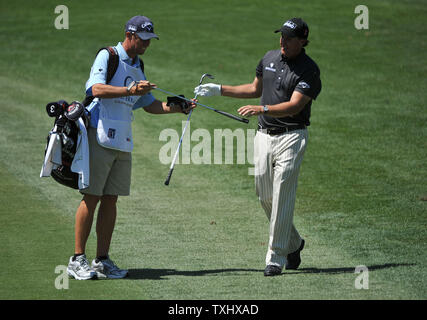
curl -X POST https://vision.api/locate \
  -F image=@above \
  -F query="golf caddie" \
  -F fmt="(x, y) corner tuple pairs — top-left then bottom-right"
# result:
(67, 15), (195, 280)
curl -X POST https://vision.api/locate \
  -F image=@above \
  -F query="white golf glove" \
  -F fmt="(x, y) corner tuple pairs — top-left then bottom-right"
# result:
(194, 83), (222, 97)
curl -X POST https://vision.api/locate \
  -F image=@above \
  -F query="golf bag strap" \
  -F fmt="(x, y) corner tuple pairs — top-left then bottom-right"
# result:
(139, 58), (144, 73)
(102, 46), (119, 84)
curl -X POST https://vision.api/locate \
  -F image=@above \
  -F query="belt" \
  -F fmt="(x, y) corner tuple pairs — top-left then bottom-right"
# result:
(258, 124), (306, 135)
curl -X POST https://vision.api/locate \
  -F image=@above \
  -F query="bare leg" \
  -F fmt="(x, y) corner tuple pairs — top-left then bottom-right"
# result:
(75, 194), (100, 254)
(96, 195), (118, 258)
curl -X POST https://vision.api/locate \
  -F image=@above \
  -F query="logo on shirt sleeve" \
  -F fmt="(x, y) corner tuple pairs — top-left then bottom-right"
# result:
(93, 68), (105, 76)
(298, 81), (310, 89)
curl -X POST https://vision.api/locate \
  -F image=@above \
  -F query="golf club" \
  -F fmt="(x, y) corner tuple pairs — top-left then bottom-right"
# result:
(164, 73), (214, 186)
(153, 87), (249, 124)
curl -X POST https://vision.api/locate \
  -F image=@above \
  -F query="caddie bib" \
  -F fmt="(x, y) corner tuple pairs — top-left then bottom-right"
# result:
(96, 57), (145, 152)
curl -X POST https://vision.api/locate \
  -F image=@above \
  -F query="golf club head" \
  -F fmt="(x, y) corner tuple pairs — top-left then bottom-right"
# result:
(193, 73), (215, 100)
(199, 73), (214, 85)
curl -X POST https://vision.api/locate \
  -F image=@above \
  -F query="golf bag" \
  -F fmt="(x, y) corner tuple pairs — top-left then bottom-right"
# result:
(42, 100), (89, 189)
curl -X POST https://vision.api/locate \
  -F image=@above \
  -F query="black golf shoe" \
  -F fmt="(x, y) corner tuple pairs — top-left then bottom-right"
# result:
(285, 239), (305, 270)
(264, 265), (282, 277)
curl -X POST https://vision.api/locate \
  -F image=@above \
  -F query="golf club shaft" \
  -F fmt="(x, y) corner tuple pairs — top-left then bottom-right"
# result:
(164, 86), (201, 185)
(164, 108), (194, 186)
(153, 87), (249, 124)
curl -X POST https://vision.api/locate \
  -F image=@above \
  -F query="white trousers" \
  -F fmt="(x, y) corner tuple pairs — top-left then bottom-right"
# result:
(254, 129), (308, 267)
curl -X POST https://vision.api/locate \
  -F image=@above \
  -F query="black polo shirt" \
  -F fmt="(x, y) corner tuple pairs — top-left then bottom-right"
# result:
(256, 48), (321, 128)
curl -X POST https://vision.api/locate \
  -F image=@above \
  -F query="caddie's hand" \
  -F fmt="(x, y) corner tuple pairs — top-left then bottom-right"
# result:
(186, 99), (197, 114)
(193, 83), (221, 97)
(166, 95), (197, 114)
(180, 99), (197, 114)
(237, 105), (263, 117)
(130, 80), (157, 96)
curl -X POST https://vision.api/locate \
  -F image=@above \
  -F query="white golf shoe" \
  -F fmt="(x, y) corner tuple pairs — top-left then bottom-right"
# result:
(91, 256), (128, 279)
(67, 254), (97, 280)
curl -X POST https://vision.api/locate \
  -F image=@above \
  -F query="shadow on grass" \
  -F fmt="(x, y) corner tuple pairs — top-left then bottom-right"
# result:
(127, 263), (415, 279)
(127, 268), (262, 280)
(286, 263), (416, 275)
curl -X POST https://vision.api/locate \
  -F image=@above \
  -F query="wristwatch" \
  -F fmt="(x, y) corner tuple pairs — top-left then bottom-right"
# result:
(263, 105), (269, 113)
(126, 80), (136, 93)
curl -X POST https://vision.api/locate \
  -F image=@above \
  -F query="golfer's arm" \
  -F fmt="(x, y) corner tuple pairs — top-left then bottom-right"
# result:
(266, 91), (312, 118)
(143, 99), (181, 114)
(91, 83), (130, 99)
(221, 76), (262, 99)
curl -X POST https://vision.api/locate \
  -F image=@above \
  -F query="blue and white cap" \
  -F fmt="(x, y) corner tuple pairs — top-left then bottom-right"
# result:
(125, 16), (159, 40)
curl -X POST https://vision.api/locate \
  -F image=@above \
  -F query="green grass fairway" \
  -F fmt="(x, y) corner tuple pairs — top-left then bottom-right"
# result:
(0, 0), (426, 300)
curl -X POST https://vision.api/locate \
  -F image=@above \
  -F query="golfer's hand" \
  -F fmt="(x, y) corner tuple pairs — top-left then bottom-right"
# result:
(130, 81), (157, 96)
(238, 105), (263, 117)
(194, 83), (221, 97)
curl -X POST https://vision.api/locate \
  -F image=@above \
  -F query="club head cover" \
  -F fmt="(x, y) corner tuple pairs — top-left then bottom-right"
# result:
(64, 101), (85, 121)
(46, 100), (69, 117)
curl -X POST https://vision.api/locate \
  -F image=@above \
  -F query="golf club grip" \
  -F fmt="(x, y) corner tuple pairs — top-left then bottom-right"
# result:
(164, 168), (174, 185)
(215, 110), (249, 123)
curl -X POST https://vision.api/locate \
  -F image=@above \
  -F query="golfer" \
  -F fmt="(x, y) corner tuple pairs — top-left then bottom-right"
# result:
(194, 18), (321, 276)
(67, 15), (195, 280)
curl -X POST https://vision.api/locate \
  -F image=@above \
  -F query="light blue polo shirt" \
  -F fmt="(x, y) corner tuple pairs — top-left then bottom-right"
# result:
(85, 42), (156, 128)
